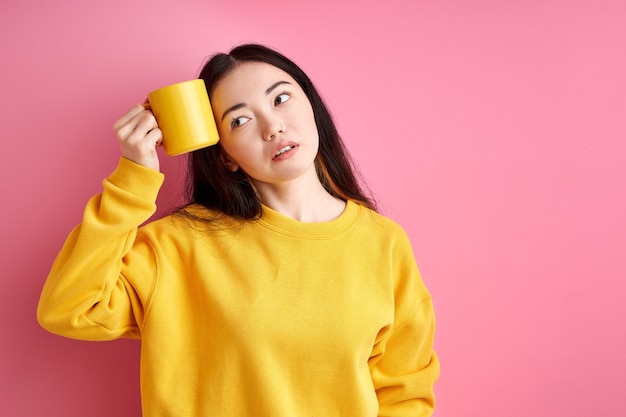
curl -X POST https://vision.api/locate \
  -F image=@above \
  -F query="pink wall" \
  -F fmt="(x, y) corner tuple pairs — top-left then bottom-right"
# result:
(1, 0), (624, 416)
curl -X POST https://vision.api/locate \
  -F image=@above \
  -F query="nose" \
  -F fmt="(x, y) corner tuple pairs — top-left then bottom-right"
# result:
(262, 114), (285, 141)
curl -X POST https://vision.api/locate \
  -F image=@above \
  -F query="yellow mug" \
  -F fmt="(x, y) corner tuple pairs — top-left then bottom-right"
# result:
(145, 79), (220, 156)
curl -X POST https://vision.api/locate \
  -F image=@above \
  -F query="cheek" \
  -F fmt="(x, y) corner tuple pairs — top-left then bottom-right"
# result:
(290, 104), (316, 133)
(220, 142), (242, 161)
(305, 115), (320, 147)
(304, 108), (319, 136)
(220, 137), (257, 166)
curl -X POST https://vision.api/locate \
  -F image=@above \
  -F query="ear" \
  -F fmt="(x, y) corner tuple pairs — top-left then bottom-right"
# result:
(220, 152), (240, 172)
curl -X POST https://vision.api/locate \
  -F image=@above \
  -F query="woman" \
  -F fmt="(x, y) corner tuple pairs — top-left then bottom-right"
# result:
(38, 43), (439, 417)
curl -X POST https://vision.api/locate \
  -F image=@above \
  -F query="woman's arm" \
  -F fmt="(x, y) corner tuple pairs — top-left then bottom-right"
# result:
(37, 157), (164, 340)
(37, 105), (165, 340)
(369, 234), (440, 417)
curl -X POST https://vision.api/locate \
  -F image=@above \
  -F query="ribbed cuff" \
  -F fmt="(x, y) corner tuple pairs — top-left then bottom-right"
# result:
(107, 157), (165, 202)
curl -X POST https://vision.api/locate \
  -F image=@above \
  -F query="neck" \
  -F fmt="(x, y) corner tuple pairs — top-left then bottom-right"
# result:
(252, 170), (346, 223)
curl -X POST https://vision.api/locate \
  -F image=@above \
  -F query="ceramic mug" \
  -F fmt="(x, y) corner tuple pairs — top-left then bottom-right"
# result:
(145, 79), (220, 156)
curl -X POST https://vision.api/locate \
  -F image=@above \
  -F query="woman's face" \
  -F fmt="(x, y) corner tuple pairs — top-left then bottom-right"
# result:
(210, 61), (320, 190)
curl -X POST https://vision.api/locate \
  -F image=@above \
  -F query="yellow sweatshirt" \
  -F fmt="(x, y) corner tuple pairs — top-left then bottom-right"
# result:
(38, 157), (439, 417)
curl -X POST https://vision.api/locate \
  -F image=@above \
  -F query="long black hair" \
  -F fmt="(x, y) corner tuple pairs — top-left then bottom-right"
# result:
(182, 43), (376, 220)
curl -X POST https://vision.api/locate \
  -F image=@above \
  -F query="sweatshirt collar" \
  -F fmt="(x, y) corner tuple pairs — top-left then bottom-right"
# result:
(257, 200), (361, 239)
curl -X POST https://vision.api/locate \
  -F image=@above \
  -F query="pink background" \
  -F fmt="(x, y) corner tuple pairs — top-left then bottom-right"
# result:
(1, 0), (624, 416)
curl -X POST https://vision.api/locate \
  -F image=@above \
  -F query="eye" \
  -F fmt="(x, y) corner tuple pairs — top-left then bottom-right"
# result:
(231, 116), (250, 129)
(274, 93), (291, 105)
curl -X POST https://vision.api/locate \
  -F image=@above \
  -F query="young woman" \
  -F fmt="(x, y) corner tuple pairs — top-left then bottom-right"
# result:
(38, 43), (439, 417)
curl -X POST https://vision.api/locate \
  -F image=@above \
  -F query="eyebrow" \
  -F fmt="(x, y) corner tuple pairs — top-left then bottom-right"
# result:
(266, 80), (291, 95)
(220, 80), (293, 123)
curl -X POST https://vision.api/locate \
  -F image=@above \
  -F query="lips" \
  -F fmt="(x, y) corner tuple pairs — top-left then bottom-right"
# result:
(272, 143), (299, 160)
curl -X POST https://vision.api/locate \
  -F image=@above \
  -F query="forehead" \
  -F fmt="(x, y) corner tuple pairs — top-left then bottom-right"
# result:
(212, 61), (299, 103)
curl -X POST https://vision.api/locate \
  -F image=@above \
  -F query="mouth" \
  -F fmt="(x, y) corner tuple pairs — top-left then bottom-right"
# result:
(273, 145), (298, 159)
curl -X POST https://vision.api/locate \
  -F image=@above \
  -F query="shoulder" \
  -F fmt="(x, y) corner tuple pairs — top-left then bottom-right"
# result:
(354, 204), (430, 299)
(349, 203), (419, 262)
(139, 204), (242, 240)
(355, 203), (412, 242)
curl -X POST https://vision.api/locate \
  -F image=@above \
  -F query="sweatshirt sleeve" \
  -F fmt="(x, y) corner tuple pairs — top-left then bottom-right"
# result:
(37, 157), (165, 341)
(369, 231), (440, 417)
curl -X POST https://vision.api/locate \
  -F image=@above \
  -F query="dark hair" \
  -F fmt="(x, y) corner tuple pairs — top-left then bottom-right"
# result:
(182, 43), (376, 221)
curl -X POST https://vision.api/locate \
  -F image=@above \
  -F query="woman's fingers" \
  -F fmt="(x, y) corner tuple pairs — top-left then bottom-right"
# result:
(113, 104), (145, 136)
(114, 104), (162, 171)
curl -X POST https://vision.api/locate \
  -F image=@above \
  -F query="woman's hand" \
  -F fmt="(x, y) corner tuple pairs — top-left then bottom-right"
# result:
(114, 104), (162, 171)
